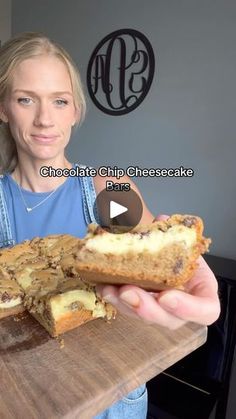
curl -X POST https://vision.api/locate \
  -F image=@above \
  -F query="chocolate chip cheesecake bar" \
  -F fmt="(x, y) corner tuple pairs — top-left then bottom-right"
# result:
(75, 215), (211, 291)
(0, 235), (116, 336)
(15, 264), (115, 337)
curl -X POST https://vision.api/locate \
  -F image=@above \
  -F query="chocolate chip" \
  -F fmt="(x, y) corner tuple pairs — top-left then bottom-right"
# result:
(69, 301), (83, 311)
(43, 308), (52, 322)
(1, 291), (11, 302)
(173, 259), (183, 274)
(182, 216), (196, 227)
(140, 231), (151, 239)
(132, 231), (150, 239)
(158, 226), (168, 232)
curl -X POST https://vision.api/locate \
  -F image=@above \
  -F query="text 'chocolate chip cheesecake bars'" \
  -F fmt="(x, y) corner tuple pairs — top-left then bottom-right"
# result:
(0, 235), (115, 337)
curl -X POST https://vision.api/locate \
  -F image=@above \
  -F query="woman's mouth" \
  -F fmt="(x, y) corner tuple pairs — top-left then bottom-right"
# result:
(31, 134), (59, 143)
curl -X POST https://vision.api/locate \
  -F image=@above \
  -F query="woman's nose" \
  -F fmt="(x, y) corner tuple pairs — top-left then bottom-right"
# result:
(33, 102), (54, 127)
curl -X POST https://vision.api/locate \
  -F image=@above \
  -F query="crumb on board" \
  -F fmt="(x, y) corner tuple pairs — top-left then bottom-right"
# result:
(13, 313), (28, 322)
(13, 317), (21, 322)
(55, 336), (65, 349)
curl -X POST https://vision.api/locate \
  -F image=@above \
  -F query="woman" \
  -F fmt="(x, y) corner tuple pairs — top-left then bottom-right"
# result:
(0, 32), (220, 418)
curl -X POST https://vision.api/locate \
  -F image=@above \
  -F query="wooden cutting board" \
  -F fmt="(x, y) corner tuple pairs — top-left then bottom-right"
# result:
(0, 312), (207, 418)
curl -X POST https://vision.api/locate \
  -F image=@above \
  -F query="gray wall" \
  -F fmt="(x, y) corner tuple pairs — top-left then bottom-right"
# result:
(12, 0), (236, 259)
(0, 0), (11, 43)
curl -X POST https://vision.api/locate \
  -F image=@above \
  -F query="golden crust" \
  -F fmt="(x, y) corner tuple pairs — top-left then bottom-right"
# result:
(30, 234), (80, 265)
(87, 214), (204, 236)
(26, 294), (116, 337)
(0, 304), (25, 319)
(31, 309), (95, 337)
(75, 243), (200, 291)
(0, 241), (38, 270)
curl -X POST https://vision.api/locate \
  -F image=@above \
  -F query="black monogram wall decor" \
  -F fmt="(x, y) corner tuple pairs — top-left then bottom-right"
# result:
(87, 29), (155, 115)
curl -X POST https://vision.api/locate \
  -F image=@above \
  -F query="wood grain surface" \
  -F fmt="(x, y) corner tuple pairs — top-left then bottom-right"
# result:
(0, 312), (207, 419)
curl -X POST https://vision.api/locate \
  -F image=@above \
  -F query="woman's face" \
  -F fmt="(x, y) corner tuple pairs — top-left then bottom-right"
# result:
(1, 55), (78, 163)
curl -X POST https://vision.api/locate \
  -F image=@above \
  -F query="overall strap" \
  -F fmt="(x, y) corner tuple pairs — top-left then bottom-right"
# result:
(75, 164), (98, 225)
(0, 175), (15, 247)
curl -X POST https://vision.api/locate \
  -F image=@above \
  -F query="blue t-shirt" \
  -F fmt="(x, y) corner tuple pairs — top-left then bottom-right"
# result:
(2, 173), (88, 244)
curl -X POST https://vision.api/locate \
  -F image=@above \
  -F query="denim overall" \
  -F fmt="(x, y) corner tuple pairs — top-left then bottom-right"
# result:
(0, 165), (147, 418)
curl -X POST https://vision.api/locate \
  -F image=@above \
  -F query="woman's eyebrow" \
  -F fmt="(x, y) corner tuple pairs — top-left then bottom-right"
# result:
(12, 89), (73, 96)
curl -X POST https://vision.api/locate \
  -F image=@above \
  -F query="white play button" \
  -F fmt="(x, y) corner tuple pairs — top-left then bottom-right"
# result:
(110, 200), (128, 219)
(94, 188), (143, 233)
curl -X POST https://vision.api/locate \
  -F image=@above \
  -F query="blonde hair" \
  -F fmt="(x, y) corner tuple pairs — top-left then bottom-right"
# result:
(0, 32), (86, 174)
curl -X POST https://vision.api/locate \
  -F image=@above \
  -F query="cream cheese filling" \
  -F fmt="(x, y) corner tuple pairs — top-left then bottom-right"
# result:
(0, 296), (22, 309)
(50, 289), (106, 320)
(85, 225), (197, 255)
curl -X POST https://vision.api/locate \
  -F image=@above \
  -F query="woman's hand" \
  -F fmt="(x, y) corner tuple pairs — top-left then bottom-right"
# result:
(96, 256), (220, 329)
(96, 214), (221, 329)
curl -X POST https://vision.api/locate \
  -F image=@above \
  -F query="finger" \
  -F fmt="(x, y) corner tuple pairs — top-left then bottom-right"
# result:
(98, 284), (186, 329)
(96, 284), (141, 319)
(157, 289), (221, 325)
(96, 284), (109, 299)
(119, 286), (187, 329)
(185, 256), (219, 297)
(118, 285), (186, 329)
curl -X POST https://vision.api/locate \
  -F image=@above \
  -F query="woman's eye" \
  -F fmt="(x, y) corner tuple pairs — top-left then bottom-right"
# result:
(17, 97), (33, 105)
(55, 99), (68, 107)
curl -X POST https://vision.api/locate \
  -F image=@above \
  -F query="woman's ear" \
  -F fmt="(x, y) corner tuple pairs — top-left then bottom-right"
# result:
(0, 104), (9, 123)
